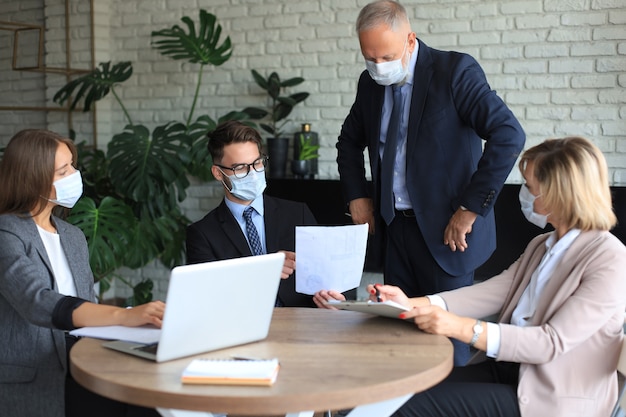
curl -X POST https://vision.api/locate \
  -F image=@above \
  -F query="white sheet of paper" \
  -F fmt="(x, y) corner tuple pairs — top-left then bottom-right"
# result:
(69, 325), (161, 344)
(295, 224), (368, 295)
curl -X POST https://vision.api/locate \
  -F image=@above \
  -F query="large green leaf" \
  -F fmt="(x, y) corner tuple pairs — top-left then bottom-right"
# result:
(151, 10), (232, 66)
(75, 141), (117, 202)
(107, 123), (191, 206)
(67, 196), (136, 280)
(53, 61), (132, 112)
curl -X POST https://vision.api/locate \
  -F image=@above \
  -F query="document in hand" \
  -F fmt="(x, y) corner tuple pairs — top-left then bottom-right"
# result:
(181, 358), (280, 386)
(295, 224), (369, 294)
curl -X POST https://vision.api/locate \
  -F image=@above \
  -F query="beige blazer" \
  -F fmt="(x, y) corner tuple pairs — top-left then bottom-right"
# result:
(440, 230), (626, 417)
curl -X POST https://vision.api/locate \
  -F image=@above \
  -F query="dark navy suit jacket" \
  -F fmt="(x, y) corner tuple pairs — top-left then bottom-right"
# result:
(337, 40), (526, 276)
(186, 195), (318, 307)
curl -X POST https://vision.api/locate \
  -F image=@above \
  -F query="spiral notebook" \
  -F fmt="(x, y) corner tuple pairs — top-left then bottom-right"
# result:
(181, 358), (280, 386)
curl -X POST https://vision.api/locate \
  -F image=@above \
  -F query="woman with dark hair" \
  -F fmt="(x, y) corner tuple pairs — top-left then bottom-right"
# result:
(317, 136), (626, 417)
(0, 129), (164, 417)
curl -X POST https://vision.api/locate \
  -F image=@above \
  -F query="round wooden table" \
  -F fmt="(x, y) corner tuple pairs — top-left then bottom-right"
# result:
(70, 308), (453, 416)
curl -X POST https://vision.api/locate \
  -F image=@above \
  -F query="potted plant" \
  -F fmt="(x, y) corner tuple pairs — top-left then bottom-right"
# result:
(291, 132), (320, 179)
(248, 70), (309, 178)
(52, 10), (262, 304)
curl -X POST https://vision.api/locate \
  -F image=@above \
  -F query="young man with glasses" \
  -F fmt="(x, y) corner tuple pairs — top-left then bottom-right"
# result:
(186, 120), (318, 307)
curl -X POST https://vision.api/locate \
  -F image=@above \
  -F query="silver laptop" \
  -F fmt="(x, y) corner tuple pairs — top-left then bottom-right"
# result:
(102, 252), (284, 362)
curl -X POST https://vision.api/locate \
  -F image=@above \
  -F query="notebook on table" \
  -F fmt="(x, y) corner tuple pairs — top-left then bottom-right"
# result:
(102, 252), (285, 362)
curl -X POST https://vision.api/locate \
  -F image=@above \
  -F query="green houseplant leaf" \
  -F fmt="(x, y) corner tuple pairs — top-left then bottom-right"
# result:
(152, 10), (233, 126)
(151, 9), (232, 66)
(67, 196), (137, 282)
(52, 61), (133, 121)
(107, 123), (192, 207)
(297, 133), (320, 161)
(248, 70), (309, 138)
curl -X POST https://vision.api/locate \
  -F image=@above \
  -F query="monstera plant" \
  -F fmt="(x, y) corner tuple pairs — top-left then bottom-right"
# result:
(53, 10), (263, 304)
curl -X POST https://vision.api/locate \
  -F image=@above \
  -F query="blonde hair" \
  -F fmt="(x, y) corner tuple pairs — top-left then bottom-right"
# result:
(519, 136), (616, 231)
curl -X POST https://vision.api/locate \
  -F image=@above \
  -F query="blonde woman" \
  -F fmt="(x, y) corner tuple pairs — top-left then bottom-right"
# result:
(317, 136), (626, 417)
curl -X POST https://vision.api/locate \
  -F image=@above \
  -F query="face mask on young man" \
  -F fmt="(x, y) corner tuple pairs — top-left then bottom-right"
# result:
(518, 185), (549, 229)
(222, 169), (267, 202)
(47, 170), (83, 208)
(365, 38), (410, 86)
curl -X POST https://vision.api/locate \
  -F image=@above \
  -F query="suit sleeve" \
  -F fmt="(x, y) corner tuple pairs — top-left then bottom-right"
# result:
(336, 71), (377, 204)
(451, 54), (526, 215)
(185, 222), (219, 265)
(0, 226), (67, 328)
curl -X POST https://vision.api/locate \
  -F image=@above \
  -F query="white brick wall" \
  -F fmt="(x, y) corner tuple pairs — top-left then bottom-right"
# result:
(1, 0), (625, 300)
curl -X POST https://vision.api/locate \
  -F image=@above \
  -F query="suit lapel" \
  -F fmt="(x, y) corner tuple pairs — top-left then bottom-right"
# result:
(530, 231), (599, 325)
(406, 40), (433, 158)
(499, 234), (550, 323)
(216, 201), (253, 256)
(22, 216), (57, 290)
(263, 196), (280, 253)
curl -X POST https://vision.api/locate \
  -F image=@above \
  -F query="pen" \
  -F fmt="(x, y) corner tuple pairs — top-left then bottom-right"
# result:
(375, 286), (382, 302)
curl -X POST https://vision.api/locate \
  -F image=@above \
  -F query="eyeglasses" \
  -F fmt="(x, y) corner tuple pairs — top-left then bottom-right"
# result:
(215, 155), (268, 179)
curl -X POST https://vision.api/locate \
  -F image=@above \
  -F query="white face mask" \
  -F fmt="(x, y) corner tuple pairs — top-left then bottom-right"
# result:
(365, 38), (410, 86)
(48, 170), (83, 208)
(222, 169), (266, 202)
(519, 185), (548, 229)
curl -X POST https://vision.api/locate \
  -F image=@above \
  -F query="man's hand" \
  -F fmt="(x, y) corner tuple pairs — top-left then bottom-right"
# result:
(443, 207), (478, 252)
(313, 289), (346, 309)
(278, 250), (296, 279)
(349, 198), (375, 234)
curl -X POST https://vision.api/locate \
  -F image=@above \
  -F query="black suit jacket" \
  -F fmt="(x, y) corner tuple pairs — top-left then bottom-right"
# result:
(337, 40), (526, 276)
(186, 195), (318, 307)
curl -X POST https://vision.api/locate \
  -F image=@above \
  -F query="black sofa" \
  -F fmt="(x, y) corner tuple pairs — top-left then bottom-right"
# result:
(266, 179), (626, 280)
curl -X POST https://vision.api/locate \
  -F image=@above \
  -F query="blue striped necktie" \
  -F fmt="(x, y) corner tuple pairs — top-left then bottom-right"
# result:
(243, 207), (263, 256)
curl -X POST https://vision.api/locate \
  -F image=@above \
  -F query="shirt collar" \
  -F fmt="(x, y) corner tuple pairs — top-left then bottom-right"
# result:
(224, 194), (265, 219)
(545, 228), (581, 255)
(404, 40), (419, 87)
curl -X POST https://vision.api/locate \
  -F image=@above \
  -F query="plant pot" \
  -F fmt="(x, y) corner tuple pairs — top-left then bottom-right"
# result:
(291, 160), (314, 179)
(266, 137), (289, 178)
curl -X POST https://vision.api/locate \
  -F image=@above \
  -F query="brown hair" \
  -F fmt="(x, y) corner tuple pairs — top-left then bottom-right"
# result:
(207, 120), (263, 164)
(0, 129), (77, 216)
(518, 136), (616, 231)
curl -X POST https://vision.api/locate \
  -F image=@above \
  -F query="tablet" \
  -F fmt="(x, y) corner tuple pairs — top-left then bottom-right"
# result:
(325, 299), (411, 320)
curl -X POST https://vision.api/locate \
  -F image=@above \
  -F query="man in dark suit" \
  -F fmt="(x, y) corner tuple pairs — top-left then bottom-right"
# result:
(336, 0), (525, 364)
(186, 121), (317, 307)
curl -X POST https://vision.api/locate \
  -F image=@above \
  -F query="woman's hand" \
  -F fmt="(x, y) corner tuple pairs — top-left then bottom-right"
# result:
(73, 300), (166, 329)
(365, 283), (413, 308)
(119, 300), (166, 328)
(400, 305), (477, 346)
(313, 289), (346, 309)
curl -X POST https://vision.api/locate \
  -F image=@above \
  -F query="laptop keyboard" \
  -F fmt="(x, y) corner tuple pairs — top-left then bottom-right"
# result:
(133, 343), (159, 354)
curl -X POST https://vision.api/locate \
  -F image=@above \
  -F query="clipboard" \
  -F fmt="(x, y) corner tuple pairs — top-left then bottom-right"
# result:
(325, 299), (411, 320)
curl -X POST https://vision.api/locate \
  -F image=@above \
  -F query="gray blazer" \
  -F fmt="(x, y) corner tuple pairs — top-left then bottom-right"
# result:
(0, 213), (95, 417)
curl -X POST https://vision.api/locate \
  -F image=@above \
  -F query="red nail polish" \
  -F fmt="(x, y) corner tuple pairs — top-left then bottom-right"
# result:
(399, 313), (406, 319)
(370, 289), (376, 295)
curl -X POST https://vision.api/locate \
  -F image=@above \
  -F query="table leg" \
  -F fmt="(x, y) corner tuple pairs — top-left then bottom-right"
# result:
(343, 393), (412, 417)
(156, 408), (225, 417)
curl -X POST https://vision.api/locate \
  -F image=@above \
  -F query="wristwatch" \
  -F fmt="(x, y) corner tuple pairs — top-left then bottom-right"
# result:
(469, 320), (483, 348)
